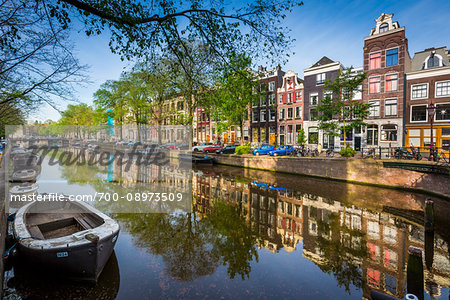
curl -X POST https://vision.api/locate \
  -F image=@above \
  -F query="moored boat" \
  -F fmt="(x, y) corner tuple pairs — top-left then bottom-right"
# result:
(9, 183), (39, 196)
(179, 153), (215, 165)
(13, 195), (120, 281)
(11, 169), (38, 182)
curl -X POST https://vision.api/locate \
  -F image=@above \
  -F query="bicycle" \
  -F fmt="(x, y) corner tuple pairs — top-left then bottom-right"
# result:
(326, 147), (334, 157)
(363, 148), (375, 159)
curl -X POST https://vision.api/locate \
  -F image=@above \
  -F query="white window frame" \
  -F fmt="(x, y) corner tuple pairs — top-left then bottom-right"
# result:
(385, 47), (399, 67)
(410, 104), (428, 123)
(295, 106), (302, 119)
(385, 72), (399, 92)
(269, 109), (276, 121)
(369, 51), (382, 70)
(287, 107), (293, 119)
(384, 98), (398, 117)
(310, 93), (319, 106)
(411, 83), (429, 100)
(435, 102), (450, 122)
(269, 93), (276, 106)
(252, 111), (259, 123)
(368, 76), (381, 94)
(279, 108), (285, 120)
(435, 80), (450, 98)
(316, 73), (326, 85)
(278, 94), (283, 104)
(269, 81), (275, 92)
(260, 109), (267, 122)
(368, 100), (380, 117)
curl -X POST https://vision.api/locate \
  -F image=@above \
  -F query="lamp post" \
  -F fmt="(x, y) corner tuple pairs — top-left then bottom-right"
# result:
(426, 102), (436, 161)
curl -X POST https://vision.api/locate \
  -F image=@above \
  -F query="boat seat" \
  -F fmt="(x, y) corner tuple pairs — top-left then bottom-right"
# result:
(75, 214), (99, 229)
(27, 225), (45, 240)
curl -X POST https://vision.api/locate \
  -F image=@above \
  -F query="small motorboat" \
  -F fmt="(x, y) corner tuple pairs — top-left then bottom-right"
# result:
(11, 169), (38, 182)
(179, 154), (215, 165)
(9, 183), (39, 196)
(13, 195), (120, 281)
(12, 153), (41, 169)
(11, 147), (28, 157)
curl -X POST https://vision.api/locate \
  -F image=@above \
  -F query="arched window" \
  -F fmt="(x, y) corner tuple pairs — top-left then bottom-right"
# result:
(427, 54), (440, 68)
(379, 23), (389, 33)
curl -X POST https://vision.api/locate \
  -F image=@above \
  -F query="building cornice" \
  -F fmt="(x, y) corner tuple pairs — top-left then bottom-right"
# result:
(364, 27), (405, 41)
(406, 66), (450, 80)
(304, 62), (342, 76)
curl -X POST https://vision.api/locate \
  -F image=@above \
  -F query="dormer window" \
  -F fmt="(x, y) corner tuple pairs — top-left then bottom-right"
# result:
(379, 23), (389, 33)
(427, 53), (440, 68)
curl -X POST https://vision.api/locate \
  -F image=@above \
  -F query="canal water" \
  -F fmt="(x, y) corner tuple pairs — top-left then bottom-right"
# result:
(3, 153), (450, 299)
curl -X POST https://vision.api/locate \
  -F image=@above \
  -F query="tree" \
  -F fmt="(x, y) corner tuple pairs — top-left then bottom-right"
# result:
(205, 53), (257, 144)
(296, 128), (306, 146)
(0, 1), (86, 111)
(46, 0), (303, 66)
(315, 68), (369, 148)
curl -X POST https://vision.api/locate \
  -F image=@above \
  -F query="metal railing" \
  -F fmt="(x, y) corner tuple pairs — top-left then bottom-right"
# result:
(360, 146), (450, 164)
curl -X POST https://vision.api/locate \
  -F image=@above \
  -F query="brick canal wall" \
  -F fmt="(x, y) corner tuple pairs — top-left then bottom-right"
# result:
(205, 154), (450, 199)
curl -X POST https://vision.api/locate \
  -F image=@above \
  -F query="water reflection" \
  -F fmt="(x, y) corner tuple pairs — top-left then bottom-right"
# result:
(7, 148), (449, 299)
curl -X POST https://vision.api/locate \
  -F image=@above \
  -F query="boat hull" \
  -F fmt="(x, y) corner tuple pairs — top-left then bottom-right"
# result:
(16, 229), (119, 281)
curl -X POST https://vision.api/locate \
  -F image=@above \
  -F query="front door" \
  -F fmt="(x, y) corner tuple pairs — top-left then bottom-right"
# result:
(354, 136), (361, 151)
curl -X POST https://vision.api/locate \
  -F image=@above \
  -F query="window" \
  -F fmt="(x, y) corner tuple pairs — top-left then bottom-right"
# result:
(386, 48), (398, 66)
(287, 93), (293, 103)
(295, 106), (302, 119)
(316, 73), (326, 85)
(412, 84), (428, 99)
(367, 125), (378, 146)
(381, 124), (397, 141)
(278, 94), (283, 104)
(260, 95), (266, 107)
(287, 107), (293, 119)
(385, 99), (397, 116)
(411, 105), (427, 122)
(279, 108), (285, 120)
(269, 109), (276, 121)
(269, 93), (276, 105)
(287, 125), (293, 144)
(295, 91), (302, 101)
(369, 52), (381, 69)
(368, 100), (380, 117)
(369, 76), (381, 93)
(260, 110), (267, 122)
(252, 111), (258, 122)
(279, 125), (285, 134)
(436, 103), (450, 121)
(252, 98), (259, 107)
(310, 109), (318, 120)
(243, 126), (249, 138)
(310, 94), (318, 106)
(308, 127), (318, 144)
(269, 81), (275, 91)
(385, 74), (398, 92)
(436, 81), (450, 97)
(427, 54), (440, 68)
(379, 22), (389, 33)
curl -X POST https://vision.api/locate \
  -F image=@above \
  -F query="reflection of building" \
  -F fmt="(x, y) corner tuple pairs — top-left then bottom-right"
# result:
(191, 170), (450, 299)
(405, 47), (450, 150)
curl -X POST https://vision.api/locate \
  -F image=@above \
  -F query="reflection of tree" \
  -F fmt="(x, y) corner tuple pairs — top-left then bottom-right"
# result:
(315, 214), (368, 293)
(116, 200), (259, 282)
(205, 201), (259, 280)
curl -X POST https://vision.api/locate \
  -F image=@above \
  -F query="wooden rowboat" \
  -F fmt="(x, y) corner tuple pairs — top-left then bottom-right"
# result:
(13, 195), (120, 281)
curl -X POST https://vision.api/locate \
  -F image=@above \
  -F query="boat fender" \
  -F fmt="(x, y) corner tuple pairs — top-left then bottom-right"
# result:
(7, 213), (16, 222)
(85, 233), (99, 243)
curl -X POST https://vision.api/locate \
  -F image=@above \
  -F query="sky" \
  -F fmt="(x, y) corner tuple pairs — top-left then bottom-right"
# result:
(30, 0), (450, 122)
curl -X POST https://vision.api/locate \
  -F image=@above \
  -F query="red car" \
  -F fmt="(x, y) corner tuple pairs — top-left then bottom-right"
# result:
(203, 144), (223, 153)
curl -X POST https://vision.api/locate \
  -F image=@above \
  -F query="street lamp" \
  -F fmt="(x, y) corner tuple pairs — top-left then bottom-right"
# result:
(426, 102), (437, 161)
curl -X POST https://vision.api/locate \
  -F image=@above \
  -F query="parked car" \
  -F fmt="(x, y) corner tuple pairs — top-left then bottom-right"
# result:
(269, 145), (294, 156)
(127, 141), (141, 147)
(192, 142), (213, 152)
(216, 145), (237, 154)
(203, 144), (223, 153)
(252, 144), (275, 155)
(166, 143), (180, 150)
